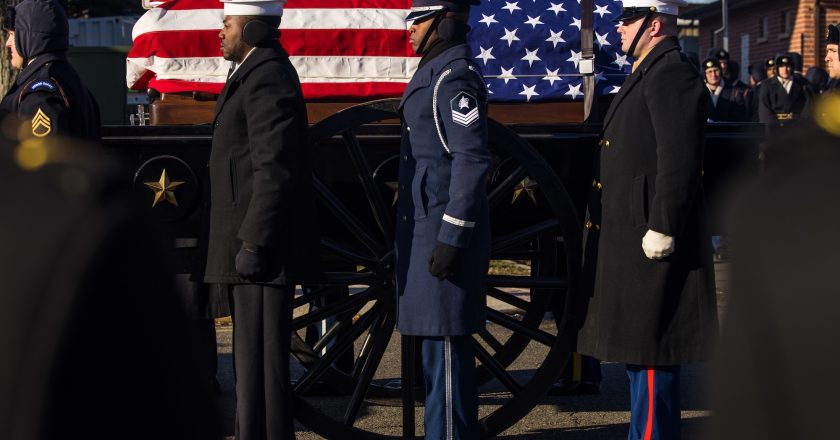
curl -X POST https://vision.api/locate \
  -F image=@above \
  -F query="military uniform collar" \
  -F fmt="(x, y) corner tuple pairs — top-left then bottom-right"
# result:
(399, 43), (471, 110)
(226, 45), (288, 83)
(631, 37), (680, 75)
(421, 43), (471, 76)
(17, 52), (66, 86)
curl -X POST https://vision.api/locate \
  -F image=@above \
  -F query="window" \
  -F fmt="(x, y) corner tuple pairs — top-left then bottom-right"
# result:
(758, 16), (769, 43)
(779, 10), (793, 39)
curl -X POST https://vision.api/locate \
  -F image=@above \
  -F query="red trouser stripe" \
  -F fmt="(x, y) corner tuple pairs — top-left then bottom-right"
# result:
(644, 369), (655, 440)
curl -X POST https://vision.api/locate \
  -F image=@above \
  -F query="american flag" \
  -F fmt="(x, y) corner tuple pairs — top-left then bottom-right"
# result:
(126, 0), (628, 101)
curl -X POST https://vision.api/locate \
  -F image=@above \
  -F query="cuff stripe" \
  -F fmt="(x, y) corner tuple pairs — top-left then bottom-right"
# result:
(443, 214), (475, 228)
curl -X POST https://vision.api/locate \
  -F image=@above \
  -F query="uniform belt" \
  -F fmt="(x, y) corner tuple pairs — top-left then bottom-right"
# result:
(776, 113), (794, 121)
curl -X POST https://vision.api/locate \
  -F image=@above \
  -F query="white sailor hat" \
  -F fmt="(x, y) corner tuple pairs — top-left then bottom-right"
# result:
(614, 0), (687, 22)
(220, 0), (287, 16)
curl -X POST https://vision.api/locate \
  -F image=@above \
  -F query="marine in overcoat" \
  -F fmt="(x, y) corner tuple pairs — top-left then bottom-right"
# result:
(203, 43), (318, 286)
(577, 36), (719, 366)
(0, 0), (100, 142)
(395, 43), (491, 337)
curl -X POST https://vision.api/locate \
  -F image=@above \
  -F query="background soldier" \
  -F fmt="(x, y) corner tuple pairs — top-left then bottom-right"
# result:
(765, 57), (776, 79)
(703, 57), (746, 122)
(758, 54), (814, 129)
(825, 23), (840, 91)
(203, 0), (318, 438)
(708, 47), (749, 94)
(396, 0), (488, 437)
(746, 62), (768, 121)
(577, 1), (718, 438)
(0, 0), (99, 141)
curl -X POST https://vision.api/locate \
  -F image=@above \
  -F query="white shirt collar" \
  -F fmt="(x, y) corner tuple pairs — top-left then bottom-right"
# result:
(778, 75), (793, 94)
(229, 47), (257, 79)
(707, 83), (724, 106)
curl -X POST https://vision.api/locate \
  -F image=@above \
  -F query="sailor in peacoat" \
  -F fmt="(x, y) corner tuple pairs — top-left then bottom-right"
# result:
(758, 54), (814, 129)
(702, 58), (746, 122)
(203, 1), (318, 439)
(576, 1), (718, 438)
(396, 0), (488, 437)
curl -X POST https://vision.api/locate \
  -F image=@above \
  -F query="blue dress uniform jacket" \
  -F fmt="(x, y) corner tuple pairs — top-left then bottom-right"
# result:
(396, 44), (491, 336)
(577, 38), (718, 366)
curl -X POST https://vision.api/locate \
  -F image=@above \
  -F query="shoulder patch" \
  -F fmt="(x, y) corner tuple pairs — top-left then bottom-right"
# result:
(28, 80), (58, 93)
(32, 108), (52, 137)
(450, 92), (479, 127)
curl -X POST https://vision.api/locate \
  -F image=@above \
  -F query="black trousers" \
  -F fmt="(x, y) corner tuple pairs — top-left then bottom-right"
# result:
(229, 284), (294, 440)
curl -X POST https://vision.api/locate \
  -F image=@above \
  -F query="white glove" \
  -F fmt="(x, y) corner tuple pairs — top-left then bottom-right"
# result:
(642, 229), (675, 260)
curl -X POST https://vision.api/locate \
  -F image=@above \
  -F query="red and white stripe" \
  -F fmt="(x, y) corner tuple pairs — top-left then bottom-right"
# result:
(126, 0), (416, 99)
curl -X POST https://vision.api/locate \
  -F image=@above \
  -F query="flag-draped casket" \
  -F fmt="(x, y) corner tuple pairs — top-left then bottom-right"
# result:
(127, 0), (630, 103)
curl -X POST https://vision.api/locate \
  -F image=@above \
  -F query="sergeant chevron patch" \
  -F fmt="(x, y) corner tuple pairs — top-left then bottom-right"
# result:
(32, 108), (51, 137)
(450, 92), (478, 127)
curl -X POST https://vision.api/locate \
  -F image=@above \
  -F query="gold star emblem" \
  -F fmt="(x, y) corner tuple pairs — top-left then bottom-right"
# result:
(384, 181), (399, 206)
(144, 169), (185, 207)
(32, 108), (51, 137)
(511, 177), (539, 204)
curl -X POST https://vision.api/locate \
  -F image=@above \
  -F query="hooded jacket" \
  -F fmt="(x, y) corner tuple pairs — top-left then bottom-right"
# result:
(0, 0), (100, 142)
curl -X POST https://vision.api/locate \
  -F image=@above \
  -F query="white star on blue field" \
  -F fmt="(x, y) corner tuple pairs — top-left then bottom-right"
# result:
(467, 0), (630, 102)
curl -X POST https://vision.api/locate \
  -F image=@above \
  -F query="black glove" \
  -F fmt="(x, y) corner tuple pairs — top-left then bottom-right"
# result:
(235, 242), (270, 281)
(427, 241), (461, 280)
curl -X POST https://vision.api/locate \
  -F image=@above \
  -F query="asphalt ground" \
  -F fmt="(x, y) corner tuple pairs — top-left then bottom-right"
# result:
(213, 262), (729, 439)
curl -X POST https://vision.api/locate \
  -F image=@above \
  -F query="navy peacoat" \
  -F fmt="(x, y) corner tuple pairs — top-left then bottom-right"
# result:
(577, 37), (719, 366)
(203, 44), (319, 287)
(395, 44), (491, 336)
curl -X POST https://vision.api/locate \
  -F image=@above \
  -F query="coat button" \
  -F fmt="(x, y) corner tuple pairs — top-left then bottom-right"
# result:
(585, 220), (593, 229)
(407, 126), (411, 131)
(596, 182), (603, 190)
(403, 155), (408, 161)
(402, 215), (407, 221)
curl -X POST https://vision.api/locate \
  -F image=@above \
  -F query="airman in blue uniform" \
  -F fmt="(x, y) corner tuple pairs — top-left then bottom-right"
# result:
(396, 0), (488, 438)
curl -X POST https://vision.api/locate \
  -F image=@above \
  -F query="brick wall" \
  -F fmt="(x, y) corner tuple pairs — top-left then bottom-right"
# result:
(695, 0), (830, 78)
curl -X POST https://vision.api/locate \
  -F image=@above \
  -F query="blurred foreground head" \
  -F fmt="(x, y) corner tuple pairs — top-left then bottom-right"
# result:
(713, 94), (840, 439)
(0, 116), (220, 440)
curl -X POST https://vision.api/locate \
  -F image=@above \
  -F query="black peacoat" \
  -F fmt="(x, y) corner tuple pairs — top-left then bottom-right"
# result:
(203, 44), (318, 286)
(577, 37), (718, 366)
(757, 76), (814, 127)
(707, 84), (746, 122)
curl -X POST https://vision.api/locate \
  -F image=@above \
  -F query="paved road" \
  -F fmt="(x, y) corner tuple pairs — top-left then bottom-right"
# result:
(213, 262), (729, 439)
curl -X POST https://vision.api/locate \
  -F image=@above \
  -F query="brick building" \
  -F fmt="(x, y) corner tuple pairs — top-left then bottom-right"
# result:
(685, 0), (840, 81)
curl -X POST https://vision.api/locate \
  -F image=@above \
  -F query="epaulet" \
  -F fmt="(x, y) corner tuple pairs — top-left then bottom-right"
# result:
(19, 77), (70, 107)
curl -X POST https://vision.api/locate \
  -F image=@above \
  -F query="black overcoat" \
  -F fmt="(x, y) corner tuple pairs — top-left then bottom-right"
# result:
(707, 84), (746, 122)
(757, 76), (813, 126)
(203, 44), (318, 286)
(0, 143), (219, 440)
(577, 37), (718, 366)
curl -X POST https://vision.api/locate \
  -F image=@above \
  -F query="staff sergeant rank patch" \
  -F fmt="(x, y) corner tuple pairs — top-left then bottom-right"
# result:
(450, 92), (479, 127)
(32, 108), (52, 137)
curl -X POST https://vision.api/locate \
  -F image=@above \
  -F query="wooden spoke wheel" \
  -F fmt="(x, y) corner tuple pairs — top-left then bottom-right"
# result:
(291, 99), (582, 438)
